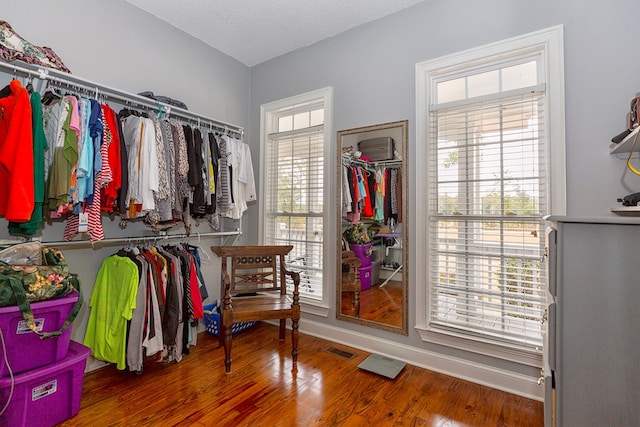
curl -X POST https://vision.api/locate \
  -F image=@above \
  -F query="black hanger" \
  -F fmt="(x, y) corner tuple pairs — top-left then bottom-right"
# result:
(41, 88), (62, 105)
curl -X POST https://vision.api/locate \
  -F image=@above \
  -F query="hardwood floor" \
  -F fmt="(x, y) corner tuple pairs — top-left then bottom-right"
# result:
(60, 323), (543, 426)
(341, 280), (403, 327)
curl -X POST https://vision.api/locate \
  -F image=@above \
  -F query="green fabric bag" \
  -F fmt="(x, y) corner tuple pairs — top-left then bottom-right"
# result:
(0, 247), (82, 339)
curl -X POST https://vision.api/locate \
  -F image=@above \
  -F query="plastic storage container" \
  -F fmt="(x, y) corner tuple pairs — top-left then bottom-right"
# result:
(0, 340), (90, 427)
(349, 243), (372, 267)
(203, 302), (257, 336)
(371, 260), (381, 287)
(359, 265), (373, 290)
(0, 291), (79, 378)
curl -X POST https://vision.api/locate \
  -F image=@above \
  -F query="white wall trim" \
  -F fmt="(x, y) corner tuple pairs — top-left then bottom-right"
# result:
(416, 327), (542, 368)
(300, 301), (329, 317)
(259, 87), (334, 309)
(299, 318), (544, 401)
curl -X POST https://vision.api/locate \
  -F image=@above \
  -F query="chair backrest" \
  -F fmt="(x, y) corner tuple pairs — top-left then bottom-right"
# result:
(341, 250), (361, 282)
(211, 245), (294, 297)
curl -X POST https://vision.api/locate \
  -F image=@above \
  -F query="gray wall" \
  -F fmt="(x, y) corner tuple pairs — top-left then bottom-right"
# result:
(248, 0), (640, 391)
(1, 0), (252, 358)
(3, 0), (250, 121)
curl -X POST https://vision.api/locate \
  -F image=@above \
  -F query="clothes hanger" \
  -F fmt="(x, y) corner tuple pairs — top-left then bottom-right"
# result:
(198, 235), (211, 263)
(25, 71), (34, 94)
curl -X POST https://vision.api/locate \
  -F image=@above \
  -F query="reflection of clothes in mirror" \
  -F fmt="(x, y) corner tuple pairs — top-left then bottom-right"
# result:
(342, 163), (401, 226)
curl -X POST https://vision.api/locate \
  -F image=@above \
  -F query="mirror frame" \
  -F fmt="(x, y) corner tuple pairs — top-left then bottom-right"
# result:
(336, 120), (408, 335)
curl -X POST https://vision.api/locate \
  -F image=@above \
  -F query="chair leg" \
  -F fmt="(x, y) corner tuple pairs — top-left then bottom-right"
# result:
(291, 317), (299, 368)
(223, 325), (233, 374)
(279, 318), (285, 341)
(354, 290), (361, 318)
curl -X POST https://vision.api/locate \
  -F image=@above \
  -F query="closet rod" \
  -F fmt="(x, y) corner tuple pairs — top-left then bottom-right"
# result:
(38, 230), (242, 248)
(0, 60), (244, 135)
(341, 155), (402, 169)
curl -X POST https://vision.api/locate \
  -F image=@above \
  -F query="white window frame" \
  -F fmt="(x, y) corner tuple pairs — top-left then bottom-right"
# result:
(259, 87), (334, 316)
(415, 26), (565, 366)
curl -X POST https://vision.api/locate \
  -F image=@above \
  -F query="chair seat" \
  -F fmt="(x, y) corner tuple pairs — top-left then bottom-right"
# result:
(231, 294), (294, 321)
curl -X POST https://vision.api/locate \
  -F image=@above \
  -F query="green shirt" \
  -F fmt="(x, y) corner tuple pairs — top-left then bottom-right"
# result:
(84, 255), (138, 370)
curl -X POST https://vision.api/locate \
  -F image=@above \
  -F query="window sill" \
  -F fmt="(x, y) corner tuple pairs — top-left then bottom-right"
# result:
(416, 325), (542, 368)
(300, 300), (329, 317)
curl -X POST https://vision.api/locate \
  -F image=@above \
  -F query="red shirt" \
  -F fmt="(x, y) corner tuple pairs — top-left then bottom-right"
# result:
(0, 80), (34, 222)
(101, 104), (121, 211)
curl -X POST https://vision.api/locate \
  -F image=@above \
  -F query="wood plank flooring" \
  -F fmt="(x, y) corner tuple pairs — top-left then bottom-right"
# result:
(341, 280), (403, 327)
(59, 323), (543, 426)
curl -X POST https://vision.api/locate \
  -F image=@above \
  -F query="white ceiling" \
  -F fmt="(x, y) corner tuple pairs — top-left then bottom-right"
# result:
(124, 0), (425, 67)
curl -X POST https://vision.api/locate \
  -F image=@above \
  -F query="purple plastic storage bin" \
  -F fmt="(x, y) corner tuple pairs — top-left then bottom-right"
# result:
(0, 291), (79, 378)
(359, 265), (373, 290)
(0, 340), (90, 427)
(349, 243), (372, 267)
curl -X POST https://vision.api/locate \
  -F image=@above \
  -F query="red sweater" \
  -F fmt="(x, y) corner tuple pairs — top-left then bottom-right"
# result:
(0, 80), (34, 222)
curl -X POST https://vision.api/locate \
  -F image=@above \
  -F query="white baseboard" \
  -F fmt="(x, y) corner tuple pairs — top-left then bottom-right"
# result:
(85, 356), (109, 372)
(298, 318), (544, 401)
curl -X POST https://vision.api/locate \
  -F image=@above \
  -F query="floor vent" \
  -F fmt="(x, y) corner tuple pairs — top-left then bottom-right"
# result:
(324, 346), (355, 359)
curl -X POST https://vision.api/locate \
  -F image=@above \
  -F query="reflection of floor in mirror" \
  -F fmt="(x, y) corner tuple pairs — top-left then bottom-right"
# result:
(341, 279), (403, 326)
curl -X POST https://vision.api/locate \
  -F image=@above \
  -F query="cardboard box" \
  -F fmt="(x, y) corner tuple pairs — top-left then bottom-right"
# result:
(0, 340), (90, 427)
(0, 292), (79, 377)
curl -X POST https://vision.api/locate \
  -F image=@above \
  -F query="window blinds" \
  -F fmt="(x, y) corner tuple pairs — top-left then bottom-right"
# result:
(427, 89), (547, 348)
(265, 126), (324, 299)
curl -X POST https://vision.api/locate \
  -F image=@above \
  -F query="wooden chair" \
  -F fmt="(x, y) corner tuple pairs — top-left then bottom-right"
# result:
(341, 250), (362, 317)
(210, 245), (300, 374)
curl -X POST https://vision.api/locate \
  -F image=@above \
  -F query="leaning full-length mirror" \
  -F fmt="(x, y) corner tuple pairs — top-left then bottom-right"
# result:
(336, 120), (408, 334)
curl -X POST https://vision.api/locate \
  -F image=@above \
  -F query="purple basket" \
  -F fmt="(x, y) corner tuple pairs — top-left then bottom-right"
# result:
(0, 341), (90, 427)
(0, 292), (79, 378)
(359, 265), (373, 290)
(349, 243), (372, 267)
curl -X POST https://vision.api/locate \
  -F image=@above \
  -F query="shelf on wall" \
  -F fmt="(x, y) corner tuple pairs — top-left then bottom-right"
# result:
(611, 206), (640, 216)
(609, 127), (640, 154)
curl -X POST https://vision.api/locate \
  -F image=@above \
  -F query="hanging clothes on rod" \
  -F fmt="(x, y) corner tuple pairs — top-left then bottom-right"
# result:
(84, 241), (209, 373)
(341, 154), (402, 225)
(0, 59), (252, 240)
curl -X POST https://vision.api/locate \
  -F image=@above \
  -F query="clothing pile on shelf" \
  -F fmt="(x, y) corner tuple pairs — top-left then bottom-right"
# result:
(84, 244), (208, 373)
(341, 160), (402, 226)
(0, 79), (256, 240)
(0, 20), (72, 73)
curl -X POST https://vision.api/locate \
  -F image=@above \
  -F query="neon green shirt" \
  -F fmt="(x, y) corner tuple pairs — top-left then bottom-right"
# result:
(84, 255), (138, 370)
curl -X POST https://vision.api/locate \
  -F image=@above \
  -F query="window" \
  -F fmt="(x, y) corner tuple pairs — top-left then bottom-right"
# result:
(260, 88), (333, 307)
(415, 27), (565, 361)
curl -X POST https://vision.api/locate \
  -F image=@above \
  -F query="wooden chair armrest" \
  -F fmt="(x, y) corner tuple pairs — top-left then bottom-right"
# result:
(220, 270), (233, 308)
(282, 266), (301, 293)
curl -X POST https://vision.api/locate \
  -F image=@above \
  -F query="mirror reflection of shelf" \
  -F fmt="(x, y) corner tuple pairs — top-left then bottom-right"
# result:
(341, 154), (402, 170)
